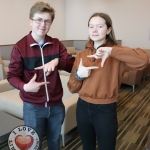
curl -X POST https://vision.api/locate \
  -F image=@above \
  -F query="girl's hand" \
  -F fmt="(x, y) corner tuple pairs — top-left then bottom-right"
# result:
(77, 58), (98, 78)
(87, 47), (112, 67)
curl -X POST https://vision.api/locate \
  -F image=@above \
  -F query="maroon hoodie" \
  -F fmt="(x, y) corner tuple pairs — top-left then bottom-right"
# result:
(7, 32), (75, 107)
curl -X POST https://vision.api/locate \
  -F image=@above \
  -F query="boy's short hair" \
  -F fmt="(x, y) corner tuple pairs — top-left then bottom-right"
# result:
(29, 1), (55, 21)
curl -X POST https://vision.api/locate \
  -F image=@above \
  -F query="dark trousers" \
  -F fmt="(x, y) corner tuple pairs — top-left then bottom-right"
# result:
(76, 98), (118, 150)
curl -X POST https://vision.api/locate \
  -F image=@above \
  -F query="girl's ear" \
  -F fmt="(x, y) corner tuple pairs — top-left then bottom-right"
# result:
(107, 27), (112, 35)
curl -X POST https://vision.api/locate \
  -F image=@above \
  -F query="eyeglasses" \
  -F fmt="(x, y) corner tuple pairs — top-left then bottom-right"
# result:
(31, 18), (52, 25)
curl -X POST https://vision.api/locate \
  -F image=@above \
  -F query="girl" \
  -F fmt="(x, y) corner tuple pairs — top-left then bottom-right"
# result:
(67, 12), (149, 150)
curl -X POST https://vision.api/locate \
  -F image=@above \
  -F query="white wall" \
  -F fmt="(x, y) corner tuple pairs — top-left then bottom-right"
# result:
(0, 0), (66, 45)
(66, 0), (150, 48)
(1, 0), (150, 48)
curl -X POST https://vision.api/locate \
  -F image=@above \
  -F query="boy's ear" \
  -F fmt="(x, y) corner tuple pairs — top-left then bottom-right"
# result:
(29, 19), (33, 26)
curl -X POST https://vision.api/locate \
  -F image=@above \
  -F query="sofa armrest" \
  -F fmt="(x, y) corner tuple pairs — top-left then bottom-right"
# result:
(61, 94), (78, 134)
(128, 69), (143, 84)
(0, 79), (14, 93)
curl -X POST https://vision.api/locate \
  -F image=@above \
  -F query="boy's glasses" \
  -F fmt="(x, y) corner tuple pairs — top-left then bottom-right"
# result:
(31, 18), (51, 26)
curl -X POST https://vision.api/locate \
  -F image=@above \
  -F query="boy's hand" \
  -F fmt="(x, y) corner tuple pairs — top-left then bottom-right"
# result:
(23, 74), (49, 92)
(87, 47), (112, 67)
(77, 58), (98, 78)
(34, 58), (59, 76)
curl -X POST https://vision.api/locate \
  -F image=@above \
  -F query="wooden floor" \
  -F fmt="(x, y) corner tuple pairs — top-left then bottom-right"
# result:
(1, 77), (150, 150)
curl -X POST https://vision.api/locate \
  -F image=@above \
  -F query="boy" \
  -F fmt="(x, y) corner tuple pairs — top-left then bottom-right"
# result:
(7, 1), (74, 150)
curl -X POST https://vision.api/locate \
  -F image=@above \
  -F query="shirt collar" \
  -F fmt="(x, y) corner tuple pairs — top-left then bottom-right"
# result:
(27, 31), (52, 47)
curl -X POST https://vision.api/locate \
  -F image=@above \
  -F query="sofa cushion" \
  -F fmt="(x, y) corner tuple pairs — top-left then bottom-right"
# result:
(3, 60), (9, 76)
(0, 75), (74, 119)
(0, 79), (14, 92)
(59, 70), (70, 76)
(66, 47), (76, 54)
(4, 67), (9, 76)
(0, 89), (23, 119)
(3, 60), (10, 67)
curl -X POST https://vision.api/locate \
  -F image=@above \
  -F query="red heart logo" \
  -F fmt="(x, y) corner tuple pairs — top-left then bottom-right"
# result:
(15, 135), (34, 150)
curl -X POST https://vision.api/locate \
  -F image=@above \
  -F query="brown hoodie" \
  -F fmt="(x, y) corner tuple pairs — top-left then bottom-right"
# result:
(68, 41), (149, 104)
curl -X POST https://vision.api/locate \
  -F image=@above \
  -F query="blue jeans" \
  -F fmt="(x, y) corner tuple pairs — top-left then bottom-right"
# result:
(76, 98), (118, 150)
(23, 101), (65, 150)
